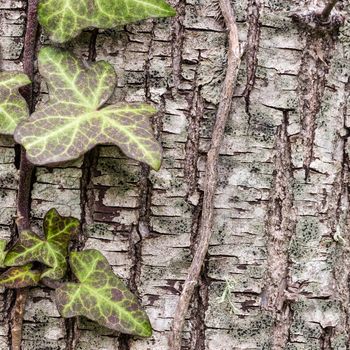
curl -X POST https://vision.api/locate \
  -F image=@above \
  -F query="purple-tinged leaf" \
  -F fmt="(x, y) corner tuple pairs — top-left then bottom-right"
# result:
(15, 47), (162, 170)
(56, 249), (152, 337)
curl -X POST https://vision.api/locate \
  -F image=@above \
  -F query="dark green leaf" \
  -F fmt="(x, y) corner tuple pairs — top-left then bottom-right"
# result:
(0, 72), (30, 134)
(0, 263), (41, 288)
(15, 47), (162, 170)
(38, 0), (176, 43)
(56, 249), (152, 337)
(5, 208), (79, 280)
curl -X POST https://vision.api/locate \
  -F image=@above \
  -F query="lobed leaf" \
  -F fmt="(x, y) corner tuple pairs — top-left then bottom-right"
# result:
(56, 249), (152, 337)
(5, 208), (79, 280)
(0, 72), (30, 135)
(0, 263), (41, 288)
(38, 0), (176, 43)
(15, 47), (162, 170)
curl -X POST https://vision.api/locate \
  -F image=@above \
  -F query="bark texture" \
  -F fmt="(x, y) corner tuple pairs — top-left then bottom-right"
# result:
(0, 0), (350, 349)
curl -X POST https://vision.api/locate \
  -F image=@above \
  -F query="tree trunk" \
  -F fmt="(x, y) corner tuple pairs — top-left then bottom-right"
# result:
(0, 0), (350, 349)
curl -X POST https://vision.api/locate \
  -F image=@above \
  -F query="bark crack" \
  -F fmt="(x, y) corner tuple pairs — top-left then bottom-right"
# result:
(244, 0), (261, 130)
(171, 0), (186, 94)
(261, 110), (296, 349)
(297, 31), (337, 180)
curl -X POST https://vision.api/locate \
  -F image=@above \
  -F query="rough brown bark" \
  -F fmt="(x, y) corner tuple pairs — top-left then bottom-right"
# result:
(0, 0), (350, 349)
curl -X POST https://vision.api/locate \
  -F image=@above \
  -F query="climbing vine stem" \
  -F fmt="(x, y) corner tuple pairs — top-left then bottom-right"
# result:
(320, 0), (339, 21)
(11, 0), (39, 349)
(169, 0), (242, 349)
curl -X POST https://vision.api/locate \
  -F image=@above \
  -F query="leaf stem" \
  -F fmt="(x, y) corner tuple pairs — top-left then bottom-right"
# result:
(320, 0), (339, 21)
(11, 1), (39, 349)
(169, 0), (242, 348)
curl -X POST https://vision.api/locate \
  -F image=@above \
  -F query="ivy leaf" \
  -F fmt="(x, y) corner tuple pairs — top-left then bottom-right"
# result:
(38, 0), (176, 43)
(0, 264), (41, 288)
(0, 240), (7, 268)
(5, 208), (80, 280)
(15, 47), (162, 170)
(55, 249), (152, 337)
(0, 72), (30, 135)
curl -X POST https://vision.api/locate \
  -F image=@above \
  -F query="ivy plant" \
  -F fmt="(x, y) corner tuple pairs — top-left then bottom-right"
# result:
(0, 209), (152, 337)
(0, 72), (30, 134)
(5, 208), (80, 280)
(0, 0), (175, 342)
(38, 0), (176, 43)
(14, 47), (162, 170)
(56, 249), (152, 337)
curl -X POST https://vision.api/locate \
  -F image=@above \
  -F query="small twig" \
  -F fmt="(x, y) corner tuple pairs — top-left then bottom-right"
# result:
(11, 1), (39, 349)
(169, 0), (241, 348)
(320, 0), (339, 21)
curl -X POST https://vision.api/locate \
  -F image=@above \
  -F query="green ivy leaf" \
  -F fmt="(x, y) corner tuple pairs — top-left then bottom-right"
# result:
(5, 208), (80, 280)
(38, 0), (176, 43)
(0, 263), (41, 288)
(0, 240), (7, 268)
(0, 72), (30, 135)
(15, 47), (162, 170)
(56, 249), (152, 337)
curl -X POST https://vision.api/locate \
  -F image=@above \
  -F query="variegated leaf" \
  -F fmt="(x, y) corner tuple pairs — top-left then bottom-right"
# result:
(39, 0), (176, 43)
(0, 72), (30, 134)
(15, 47), (162, 170)
(0, 263), (41, 288)
(5, 208), (79, 280)
(56, 250), (152, 337)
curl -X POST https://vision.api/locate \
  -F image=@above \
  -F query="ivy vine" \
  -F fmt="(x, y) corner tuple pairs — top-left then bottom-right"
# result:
(0, 0), (176, 343)
(0, 209), (152, 337)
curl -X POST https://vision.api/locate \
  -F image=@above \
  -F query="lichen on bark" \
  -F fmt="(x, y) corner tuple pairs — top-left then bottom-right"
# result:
(0, 0), (350, 349)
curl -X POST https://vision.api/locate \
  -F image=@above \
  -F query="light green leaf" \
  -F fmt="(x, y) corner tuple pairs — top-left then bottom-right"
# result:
(0, 263), (41, 288)
(0, 72), (30, 135)
(38, 0), (176, 43)
(15, 47), (162, 170)
(5, 208), (80, 280)
(56, 249), (152, 337)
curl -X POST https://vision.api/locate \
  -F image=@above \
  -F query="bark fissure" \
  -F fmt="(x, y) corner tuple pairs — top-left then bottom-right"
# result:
(171, 0), (186, 93)
(243, 0), (261, 129)
(297, 31), (336, 180)
(331, 76), (350, 348)
(262, 110), (295, 349)
(120, 24), (159, 349)
(184, 56), (204, 196)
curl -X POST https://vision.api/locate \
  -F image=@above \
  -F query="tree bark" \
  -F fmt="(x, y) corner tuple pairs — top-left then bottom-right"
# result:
(0, 0), (350, 349)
